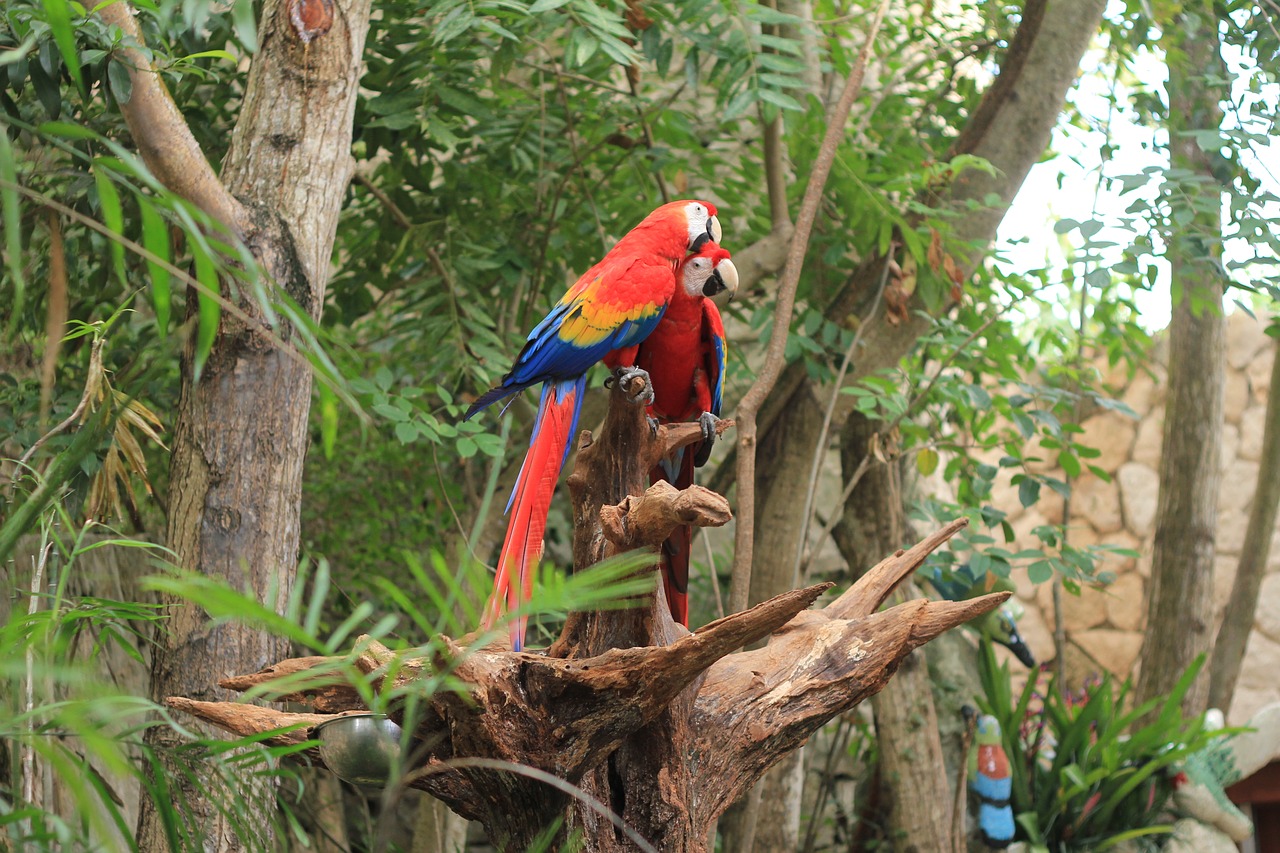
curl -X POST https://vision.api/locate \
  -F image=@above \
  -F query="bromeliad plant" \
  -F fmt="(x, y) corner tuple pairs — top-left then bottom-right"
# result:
(976, 644), (1217, 852)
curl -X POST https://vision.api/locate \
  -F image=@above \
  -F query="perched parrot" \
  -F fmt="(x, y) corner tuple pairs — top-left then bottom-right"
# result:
(968, 713), (1015, 850)
(604, 241), (738, 625)
(465, 200), (724, 650)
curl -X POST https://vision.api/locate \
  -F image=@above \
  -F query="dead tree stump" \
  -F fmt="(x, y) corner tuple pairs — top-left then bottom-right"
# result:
(167, 371), (1006, 852)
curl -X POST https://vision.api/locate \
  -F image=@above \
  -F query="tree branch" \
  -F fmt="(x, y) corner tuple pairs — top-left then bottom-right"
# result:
(97, 1), (247, 234)
(762, 113), (791, 233)
(1209, 338), (1280, 709)
(600, 480), (732, 552)
(948, 0), (1049, 158)
(729, 0), (891, 614)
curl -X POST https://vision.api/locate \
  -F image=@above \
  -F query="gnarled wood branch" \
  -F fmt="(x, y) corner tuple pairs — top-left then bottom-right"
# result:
(168, 371), (1002, 852)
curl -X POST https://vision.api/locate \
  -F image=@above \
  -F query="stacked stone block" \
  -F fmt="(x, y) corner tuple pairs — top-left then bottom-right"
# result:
(989, 311), (1277, 723)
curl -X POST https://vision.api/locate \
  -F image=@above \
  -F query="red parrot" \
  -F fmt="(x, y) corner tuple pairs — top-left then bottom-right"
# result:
(605, 242), (738, 626)
(465, 200), (723, 650)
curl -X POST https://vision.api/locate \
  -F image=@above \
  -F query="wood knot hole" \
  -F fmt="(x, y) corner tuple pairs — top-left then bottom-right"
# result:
(288, 0), (334, 43)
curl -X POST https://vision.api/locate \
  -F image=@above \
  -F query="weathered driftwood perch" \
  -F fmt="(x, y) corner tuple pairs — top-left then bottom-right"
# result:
(167, 370), (1006, 852)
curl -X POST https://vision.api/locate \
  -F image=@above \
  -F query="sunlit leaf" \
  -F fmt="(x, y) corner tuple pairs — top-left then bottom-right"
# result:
(139, 201), (171, 331)
(93, 166), (127, 284)
(190, 240), (220, 381)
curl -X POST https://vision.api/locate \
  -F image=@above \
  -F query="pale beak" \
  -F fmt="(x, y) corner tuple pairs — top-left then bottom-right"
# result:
(703, 258), (739, 299)
(708, 214), (722, 244)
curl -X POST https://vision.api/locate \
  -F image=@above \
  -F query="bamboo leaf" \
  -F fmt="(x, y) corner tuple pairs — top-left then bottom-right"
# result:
(190, 240), (220, 381)
(139, 201), (171, 332)
(317, 380), (337, 459)
(93, 166), (126, 284)
(0, 129), (25, 336)
(41, 0), (86, 99)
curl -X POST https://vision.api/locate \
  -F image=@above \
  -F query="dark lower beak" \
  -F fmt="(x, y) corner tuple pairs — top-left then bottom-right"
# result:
(703, 270), (726, 297)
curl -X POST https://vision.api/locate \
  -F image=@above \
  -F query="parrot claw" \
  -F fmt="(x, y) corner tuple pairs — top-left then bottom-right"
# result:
(647, 415), (661, 437)
(606, 366), (655, 407)
(693, 412), (720, 467)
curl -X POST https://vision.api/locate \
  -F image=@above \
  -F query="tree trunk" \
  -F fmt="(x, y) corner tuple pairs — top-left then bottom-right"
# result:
(165, 375), (1009, 852)
(1134, 2), (1226, 719)
(1209, 344), (1280, 710)
(709, 3), (1105, 842)
(834, 410), (953, 853)
(722, 385), (823, 853)
(708, 0), (1109, 532)
(132, 0), (373, 846)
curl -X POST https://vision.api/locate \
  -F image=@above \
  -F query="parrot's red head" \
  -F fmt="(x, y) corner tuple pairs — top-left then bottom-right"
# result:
(681, 242), (738, 300)
(626, 199), (722, 257)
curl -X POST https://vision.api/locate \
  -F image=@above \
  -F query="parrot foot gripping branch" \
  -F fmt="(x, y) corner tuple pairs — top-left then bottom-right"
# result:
(602, 365), (656, 408)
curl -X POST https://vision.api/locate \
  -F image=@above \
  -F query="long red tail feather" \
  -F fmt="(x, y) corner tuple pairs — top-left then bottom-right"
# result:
(653, 444), (698, 627)
(483, 377), (584, 650)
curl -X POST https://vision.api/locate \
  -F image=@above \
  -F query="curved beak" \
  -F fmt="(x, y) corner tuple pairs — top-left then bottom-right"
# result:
(703, 258), (739, 299)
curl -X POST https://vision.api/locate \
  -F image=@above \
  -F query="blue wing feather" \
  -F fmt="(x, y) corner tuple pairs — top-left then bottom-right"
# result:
(710, 331), (725, 417)
(702, 300), (727, 418)
(466, 307), (664, 419)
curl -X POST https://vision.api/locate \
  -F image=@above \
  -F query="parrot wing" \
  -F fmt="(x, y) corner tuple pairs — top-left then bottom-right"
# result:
(466, 255), (673, 418)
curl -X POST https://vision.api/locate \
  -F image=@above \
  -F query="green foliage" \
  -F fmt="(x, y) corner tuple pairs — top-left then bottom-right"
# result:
(1, 509), (658, 849)
(0, 522), (304, 851)
(3, 0), (1278, 845)
(976, 645), (1219, 851)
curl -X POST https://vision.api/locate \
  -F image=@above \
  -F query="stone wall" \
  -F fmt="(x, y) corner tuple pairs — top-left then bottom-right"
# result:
(988, 310), (1278, 724)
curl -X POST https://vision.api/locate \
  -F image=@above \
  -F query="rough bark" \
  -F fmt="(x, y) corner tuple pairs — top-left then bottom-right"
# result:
(833, 410), (953, 853)
(749, 386), (825, 606)
(872, 614), (953, 853)
(129, 0), (374, 846)
(1209, 343), (1280, 710)
(1134, 2), (1226, 719)
(166, 376), (1007, 853)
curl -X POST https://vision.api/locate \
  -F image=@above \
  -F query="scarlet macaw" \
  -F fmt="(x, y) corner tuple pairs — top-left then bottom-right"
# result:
(465, 200), (724, 650)
(605, 241), (738, 625)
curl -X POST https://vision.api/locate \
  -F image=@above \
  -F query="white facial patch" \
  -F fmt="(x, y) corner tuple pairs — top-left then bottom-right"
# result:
(684, 257), (712, 295)
(685, 202), (709, 245)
